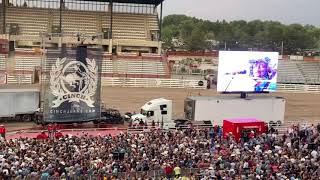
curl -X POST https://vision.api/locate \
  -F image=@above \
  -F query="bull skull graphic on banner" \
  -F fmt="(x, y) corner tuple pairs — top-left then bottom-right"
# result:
(50, 58), (98, 108)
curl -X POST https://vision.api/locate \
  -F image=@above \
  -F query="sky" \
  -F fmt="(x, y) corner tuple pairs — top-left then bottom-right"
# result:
(162, 0), (320, 26)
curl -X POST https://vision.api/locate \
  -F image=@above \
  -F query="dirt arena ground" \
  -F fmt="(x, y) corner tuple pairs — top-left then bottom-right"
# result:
(2, 85), (320, 131)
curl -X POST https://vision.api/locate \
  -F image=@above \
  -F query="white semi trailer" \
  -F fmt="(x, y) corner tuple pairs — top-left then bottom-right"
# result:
(184, 96), (286, 126)
(0, 89), (40, 121)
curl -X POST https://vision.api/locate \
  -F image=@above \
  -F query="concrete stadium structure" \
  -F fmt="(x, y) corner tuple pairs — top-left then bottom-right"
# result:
(0, 0), (319, 92)
(0, 0), (170, 82)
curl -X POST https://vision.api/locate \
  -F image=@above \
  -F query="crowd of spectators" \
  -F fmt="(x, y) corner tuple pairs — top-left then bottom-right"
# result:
(0, 124), (320, 179)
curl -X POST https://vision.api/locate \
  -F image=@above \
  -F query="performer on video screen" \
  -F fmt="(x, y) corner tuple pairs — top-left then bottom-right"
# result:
(249, 57), (277, 91)
(223, 57), (277, 92)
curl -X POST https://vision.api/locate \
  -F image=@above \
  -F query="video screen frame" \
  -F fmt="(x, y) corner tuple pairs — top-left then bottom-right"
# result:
(217, 51), (279, 93)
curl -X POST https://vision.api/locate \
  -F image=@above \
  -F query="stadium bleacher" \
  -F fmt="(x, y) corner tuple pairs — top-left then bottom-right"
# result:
(113, 13), (147, 39)
(278, 61), (306, 84)
(0, 3), (167, 81)
(61, 10), (98, 35)
(0, 7), (3, 34)
(6, 7), (49, 36)
(44, 56), (56, 72)
(6, 74), (32, 84)
(5, 6), (158, 41)
(101, 58), (167, 77)
(147, 15), (160, 31)
(298, 61), (320, 84)
(277, 61), (320, 84)
(15, 55), (41, 71)
(0, 54), (6, 70)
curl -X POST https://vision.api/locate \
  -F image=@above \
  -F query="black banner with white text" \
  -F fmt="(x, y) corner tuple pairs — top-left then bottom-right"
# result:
(43, 46), (102, 122)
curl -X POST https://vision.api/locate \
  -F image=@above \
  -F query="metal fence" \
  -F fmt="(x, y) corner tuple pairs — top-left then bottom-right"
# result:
(101, 77), (207, 89)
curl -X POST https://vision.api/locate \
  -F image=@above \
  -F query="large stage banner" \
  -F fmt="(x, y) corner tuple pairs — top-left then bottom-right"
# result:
(43, 46), (102, 122)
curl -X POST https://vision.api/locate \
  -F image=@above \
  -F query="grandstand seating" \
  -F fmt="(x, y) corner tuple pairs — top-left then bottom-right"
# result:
(278, 61), (305, 84)
(101, 13), (111, 33)
(15, 55), (41, 71)
(0, 8), (3, 34)
(6, 74), (32, 84)
(6, 7), (49, 36)
(60, 11), (98, 35)
(44, 57), (56, 72)
(274, 61), (320, 84)
(0, 54), (6, 70)
(112, 13), (147, 39)
(4, 7), (159, 41)
(147, 15), (159, 31)
(298, 61), (320, 84)
(101, 58), (167, 76)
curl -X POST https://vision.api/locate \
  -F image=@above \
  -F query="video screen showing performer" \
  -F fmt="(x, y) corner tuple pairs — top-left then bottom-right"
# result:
(249, 57), (277, 91)
(217, 51), (278, 92)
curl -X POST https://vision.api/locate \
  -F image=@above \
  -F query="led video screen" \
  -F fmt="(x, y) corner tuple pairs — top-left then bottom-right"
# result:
(217, 51), (279, 92)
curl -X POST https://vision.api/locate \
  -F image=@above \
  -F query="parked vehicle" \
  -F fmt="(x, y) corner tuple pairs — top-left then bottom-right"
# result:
(0, 89), (40, 121)
(185, 96), (285, 126)
(130, 98), (212, 129)
(96, 108), (124, 124)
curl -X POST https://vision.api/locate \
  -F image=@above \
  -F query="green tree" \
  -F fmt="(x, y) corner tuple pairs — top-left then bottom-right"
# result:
(161, 14), (320, 53)
(184, 27), (207, 51)
(162, 26), (174, 49)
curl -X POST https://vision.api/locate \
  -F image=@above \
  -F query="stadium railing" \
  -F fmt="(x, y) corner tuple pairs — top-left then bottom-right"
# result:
(101, 77), (207, 89)
(277, 84), (320, 93)
(6, 74), (33, 84)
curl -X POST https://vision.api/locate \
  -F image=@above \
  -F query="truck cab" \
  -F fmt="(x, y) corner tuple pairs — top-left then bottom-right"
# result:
(131, 98), (172, 125)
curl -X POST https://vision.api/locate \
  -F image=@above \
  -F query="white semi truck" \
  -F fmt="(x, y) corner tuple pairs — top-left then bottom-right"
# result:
(131, 95), (286, 127)
(130, 97), (211, 129)
(131, 98), (173, 125)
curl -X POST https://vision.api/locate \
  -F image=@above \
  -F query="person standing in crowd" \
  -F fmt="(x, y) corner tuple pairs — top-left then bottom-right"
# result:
(55, 130), (63, 139)
(53, 123), (59, 137)
(0, 124), (6, 139)
(174, 164), (181, 179)
(36, 131), (48, 140)
(1, 123), (320, 179)
(164, 163), (173, 180)
(249, 130), (255, 139)
(151, 120), (155, 128)
(47, 124), (54, 139)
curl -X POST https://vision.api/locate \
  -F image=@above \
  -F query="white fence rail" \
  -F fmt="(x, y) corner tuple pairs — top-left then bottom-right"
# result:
(7, 75), (32, 84)
(277, 84), (320, 93)
(101, 77), (207, 89)
(4, 75), (320, 92)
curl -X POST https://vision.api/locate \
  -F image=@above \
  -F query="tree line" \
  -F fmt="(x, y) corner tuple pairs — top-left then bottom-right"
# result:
(162, 15), (320, 55)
